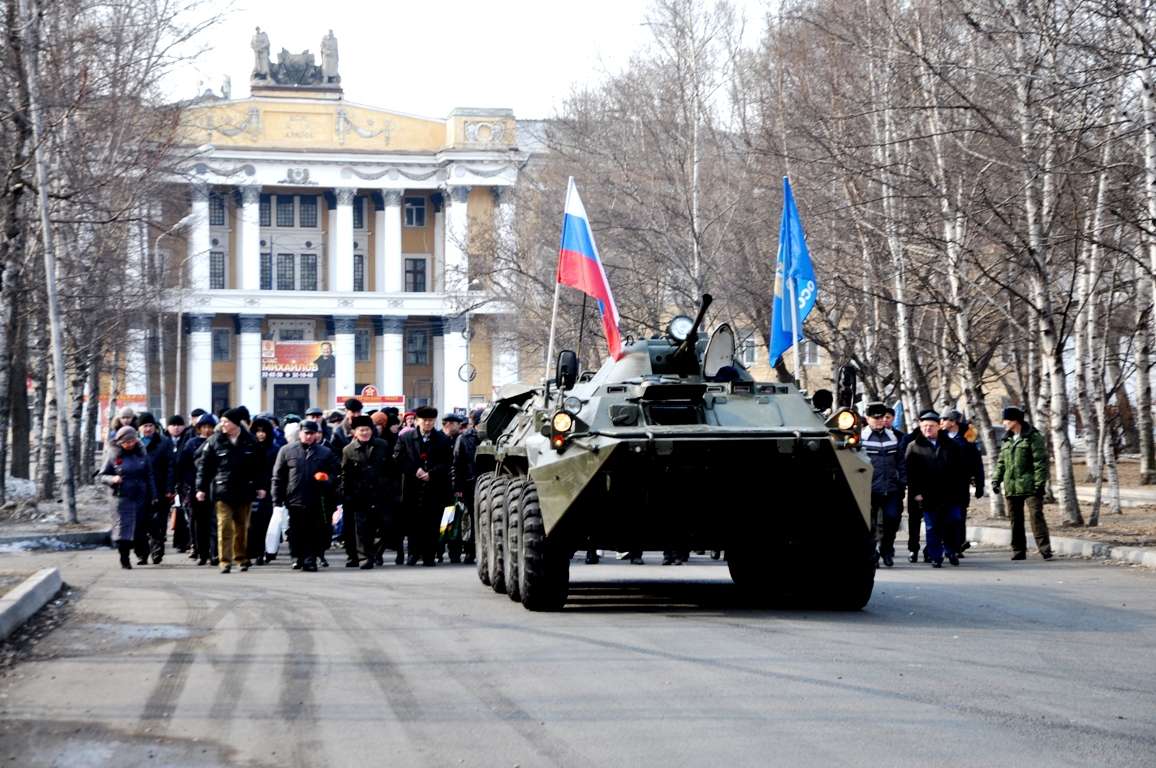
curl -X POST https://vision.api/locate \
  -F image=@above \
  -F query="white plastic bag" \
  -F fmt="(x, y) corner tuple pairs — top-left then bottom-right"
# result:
(266, 505), (288, 555)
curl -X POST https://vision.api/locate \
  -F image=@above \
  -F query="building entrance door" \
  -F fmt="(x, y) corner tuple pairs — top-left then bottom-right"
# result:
(273, 383), (311, 420)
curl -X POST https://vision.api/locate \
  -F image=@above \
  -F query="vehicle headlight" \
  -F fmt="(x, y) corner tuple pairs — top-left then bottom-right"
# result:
(551, 411), (574, 433)
(563, 396), (583, 414)
(836, 409), (857, 431)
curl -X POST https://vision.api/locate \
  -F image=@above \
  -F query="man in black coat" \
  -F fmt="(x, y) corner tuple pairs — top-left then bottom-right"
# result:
(452, 408), (483, 565)
(904, 409), (968, 568)
(135, 412), (175, 565)
(340, 415), (391, 569)
(195, 407), (268, 573)
(394, 405), (453, 566)
(272, 420), (338, 572)
(180, 414), (217, 565)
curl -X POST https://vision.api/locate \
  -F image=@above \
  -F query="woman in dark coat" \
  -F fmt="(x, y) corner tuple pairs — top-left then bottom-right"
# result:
(99, 426), (158, 569)
(248, 418), (281, 565)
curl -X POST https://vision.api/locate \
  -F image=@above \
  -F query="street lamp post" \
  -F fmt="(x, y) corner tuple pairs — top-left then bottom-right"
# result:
(154, 213), (198, 418)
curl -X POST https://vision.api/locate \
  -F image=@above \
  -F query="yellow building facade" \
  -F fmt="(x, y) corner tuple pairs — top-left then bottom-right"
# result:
(150, 44), (523, 418)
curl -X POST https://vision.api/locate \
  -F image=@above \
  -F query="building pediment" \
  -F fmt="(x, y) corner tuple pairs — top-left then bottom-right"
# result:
(179, 98), (516, 155)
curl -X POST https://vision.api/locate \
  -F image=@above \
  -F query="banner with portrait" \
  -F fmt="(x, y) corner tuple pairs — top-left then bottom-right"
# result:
(261, 340), (336, 379)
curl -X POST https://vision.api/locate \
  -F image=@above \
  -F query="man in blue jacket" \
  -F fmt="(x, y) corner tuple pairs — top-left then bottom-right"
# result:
(861, 402), (906, 567)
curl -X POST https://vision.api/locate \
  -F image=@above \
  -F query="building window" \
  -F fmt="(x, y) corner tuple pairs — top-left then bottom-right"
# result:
(739, 336), (758, 366)
(211, 329), (232, 361)
(276, 195), (295, 227)
(211, 383), (230, 415)
(209, 251), (226, 290)
(405, 257), (427, 293)
(276, 253), (295, 290)
(280, 329), (304, 341)
(208, 192), (226, 226)
(801, 339), (820, 366)
(260, 253), (272, 290)
(352, 197), (364, 229)
(355, 329), (371, 362)
(353, 253), (365, 292)
(259, 194), (271, 227)
(299, 254), (318, 291)
(405, 329), (429, 365)
(299, 195), (318, 228)
(404, 196), (426, 228)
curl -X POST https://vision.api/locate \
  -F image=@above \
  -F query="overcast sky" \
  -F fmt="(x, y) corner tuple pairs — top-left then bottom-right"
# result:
(170, 0), (770, 119)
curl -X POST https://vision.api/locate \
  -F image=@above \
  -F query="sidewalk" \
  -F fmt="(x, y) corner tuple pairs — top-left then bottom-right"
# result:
(1074, 484), (1156, 508)
(0, 482), (111, 552)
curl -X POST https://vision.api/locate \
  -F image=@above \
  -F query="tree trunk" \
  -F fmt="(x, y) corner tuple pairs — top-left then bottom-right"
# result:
(80, 342), (101, 484)
(8, 308), (30, 479)
(1136, 287), (1155, 483)
(36, 363), (56, 501)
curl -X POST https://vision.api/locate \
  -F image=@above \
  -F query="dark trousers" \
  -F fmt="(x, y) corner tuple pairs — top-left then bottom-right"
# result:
(405, 502), (442, 564)
(343, 503), (382, 562)
(872, 492), (903, 558)
(172, 502), (191, 551)
(133, 501), (168, 561)
(1008, 494), (1052, 555)
(923, 504), (963, 562)
(247, 497), (274, 562)
(288, 504), (327, 561)
(191, 498), (218, 561)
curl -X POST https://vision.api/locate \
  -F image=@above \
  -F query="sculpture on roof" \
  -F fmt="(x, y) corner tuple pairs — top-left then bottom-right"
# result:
(249, 30), (341, 88)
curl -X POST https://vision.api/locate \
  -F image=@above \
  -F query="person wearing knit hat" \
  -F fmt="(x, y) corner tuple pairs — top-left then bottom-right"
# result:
(993, 406), (1053, 561)
(246, 418), (281, 566)
(370, 411), (389, 432)
(134, 410), (176, 566)
(195, 404), (268, 573)
(180, 414), (218, 565)
(109, 406), (138, 444)
(99, 425), (156, 570)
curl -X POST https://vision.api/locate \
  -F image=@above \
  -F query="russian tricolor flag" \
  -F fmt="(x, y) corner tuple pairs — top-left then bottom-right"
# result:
(557, 178), (623, 360)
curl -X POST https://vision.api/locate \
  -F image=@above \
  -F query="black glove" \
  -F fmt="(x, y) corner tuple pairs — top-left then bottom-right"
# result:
(974, 486), (984, 499)
(991, 482), (1001, 496)
(1034, 487), (1046, 499)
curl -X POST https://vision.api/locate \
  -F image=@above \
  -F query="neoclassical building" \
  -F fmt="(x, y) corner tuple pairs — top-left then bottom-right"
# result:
(157, 36), (522, 417)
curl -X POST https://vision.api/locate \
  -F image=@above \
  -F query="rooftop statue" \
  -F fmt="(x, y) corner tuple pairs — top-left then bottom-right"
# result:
(249, 29), (341, 88)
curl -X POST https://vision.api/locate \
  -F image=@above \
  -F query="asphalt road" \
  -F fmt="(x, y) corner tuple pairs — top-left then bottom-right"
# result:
(1, 547), (1154, 768)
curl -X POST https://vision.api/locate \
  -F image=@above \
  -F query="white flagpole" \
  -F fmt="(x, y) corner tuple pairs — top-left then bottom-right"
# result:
(544, 177), (574, 383)
(789, 276), (801, 385)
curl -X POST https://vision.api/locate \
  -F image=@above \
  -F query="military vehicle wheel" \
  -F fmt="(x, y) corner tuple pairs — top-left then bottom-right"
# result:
(475, 472), (494, 586)
(820, 532), (876, 610)
(488, 476), (510, 594)
(503, 478), (525, 602)
(518, 481), (569, 611)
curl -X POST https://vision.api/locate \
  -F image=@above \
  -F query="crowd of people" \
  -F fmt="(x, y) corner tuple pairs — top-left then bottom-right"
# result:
(98, 398), (482, 574)
(860, 402), (1054, 568)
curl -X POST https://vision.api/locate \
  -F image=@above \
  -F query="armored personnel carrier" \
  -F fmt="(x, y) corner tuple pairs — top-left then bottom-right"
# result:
(473, 295), (875, 611)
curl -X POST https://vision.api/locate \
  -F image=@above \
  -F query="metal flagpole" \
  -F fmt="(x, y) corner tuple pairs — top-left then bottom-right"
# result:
(544, 177), (574, 382)
(789, 276), (801, 385)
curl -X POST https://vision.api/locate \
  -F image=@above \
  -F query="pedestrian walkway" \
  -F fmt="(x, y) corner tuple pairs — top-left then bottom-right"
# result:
(1074, 484), (1156, 508)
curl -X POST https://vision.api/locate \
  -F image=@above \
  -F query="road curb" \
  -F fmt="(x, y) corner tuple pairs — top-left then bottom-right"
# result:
(0, 567), (63, 640)
(968, 525), (1156, 569)
(0, 529), (111, 551)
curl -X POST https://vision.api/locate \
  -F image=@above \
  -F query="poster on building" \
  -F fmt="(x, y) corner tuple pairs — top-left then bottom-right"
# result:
(261, 340), (336, 379)
(335, 385), (405, 409)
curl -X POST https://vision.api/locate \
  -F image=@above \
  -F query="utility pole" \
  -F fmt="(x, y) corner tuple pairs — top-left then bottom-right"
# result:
(18, 0), (77, 522)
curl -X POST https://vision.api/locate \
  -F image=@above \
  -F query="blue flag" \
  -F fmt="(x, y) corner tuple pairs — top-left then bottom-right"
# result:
(768, 177), (818, 367)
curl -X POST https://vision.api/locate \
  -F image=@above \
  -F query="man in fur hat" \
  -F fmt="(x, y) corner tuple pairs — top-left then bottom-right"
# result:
(393, 405), (453, 566)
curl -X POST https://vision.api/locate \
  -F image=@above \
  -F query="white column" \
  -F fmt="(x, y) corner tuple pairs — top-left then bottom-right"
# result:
(373, 198), (386, 292)
(334, 316), (357, 403)
(376, 316), (406, 396)
(327, 196), (338, 291)
(239, 185), (261, 290)
(443, 316), (470, 414)
(187, 314), (214, 412)
(433, 197), (446, 292)
(335, 188), (356, 292)
(237, 315), (263, 412)
(188, 185), (211, 290)
(491, 324), (521, 395)
(383, 190), (403, 292)
(431, 319), (445, 414)
(125, 326), (148, 396)
(443, 185), (470, 294)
